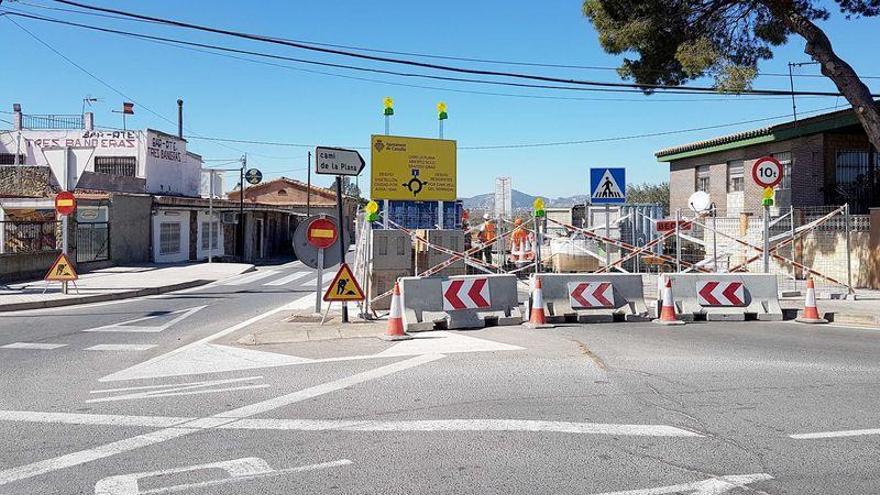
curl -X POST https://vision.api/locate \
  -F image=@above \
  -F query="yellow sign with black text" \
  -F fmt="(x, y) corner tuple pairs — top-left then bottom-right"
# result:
(370, 135), (456, 201)
(323, 263), (365, 302)
(45, 253), (78, 281)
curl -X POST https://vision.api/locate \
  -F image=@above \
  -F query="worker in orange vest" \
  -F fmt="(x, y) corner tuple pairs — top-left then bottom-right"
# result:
(477, 214), (496, 264)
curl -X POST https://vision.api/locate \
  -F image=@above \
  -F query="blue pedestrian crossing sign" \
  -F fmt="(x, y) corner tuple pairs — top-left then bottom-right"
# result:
(590, 168), (626, 204)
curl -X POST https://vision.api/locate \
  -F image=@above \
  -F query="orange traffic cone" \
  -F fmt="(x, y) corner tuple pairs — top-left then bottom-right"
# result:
(525, 276), (553, 328)
(795, 277), (828, 324)
(381, 282), (413, 340)
(653, 276), (685, 326)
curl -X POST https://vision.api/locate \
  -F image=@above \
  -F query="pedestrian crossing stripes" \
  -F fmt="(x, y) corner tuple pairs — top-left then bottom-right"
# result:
(263, 271), (311, 286)
(223, 270), (280, 286)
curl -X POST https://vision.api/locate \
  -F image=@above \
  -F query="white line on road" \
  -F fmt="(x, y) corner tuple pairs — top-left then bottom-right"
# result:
(219, 419), (702, 437)
(263, 271), (311, 286)
(0, 410), (193, 428)
(222, 270), (279, 286)
(0, 354), (443, 487)
(90, 376), (264, 394)
(81, 306), (207, 333)
(790, 428), (880, 439)
(87, 375), (270, 403)
(86, 344), (158, 352)
(1, 342), (67, 350)
(588, 473), (773, 495)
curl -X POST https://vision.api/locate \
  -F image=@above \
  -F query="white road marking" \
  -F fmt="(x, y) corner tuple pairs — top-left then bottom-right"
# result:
(93, 457), (351, 495)
(790, 428), (880, 439)
(86, 344), (158, 352)
(82, 306), (207, 333)
(222, 270), (279, 286)
(100, 297), (309, 382)
(216, 353), (445, 419)
(263, 271), (311, 286)
(0, 410), (192, 428)
(220, 419), (702, 437)
(87, 376), (269, 403)
(375, 331), (524, 357)
(1, 342), (67, 350)
(0, 354), (442, 487)
(91, 376), (264, 394)
(101, 344), (313, 382)
(589, 473), (773, 495)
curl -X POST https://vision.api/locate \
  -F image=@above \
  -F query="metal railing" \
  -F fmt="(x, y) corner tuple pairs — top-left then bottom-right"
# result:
(76, 222), (110, 263)
(22, 114), (84, 130)
(1, 221), (60, 253)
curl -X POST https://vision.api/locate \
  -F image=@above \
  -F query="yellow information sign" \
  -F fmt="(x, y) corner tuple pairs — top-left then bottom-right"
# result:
(323, 263), (365, 302)
(45, 253), (78, 281)
(370, 135), (456, 201)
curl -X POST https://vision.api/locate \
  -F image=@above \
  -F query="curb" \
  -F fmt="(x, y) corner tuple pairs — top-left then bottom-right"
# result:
(0, 280), (211, 312)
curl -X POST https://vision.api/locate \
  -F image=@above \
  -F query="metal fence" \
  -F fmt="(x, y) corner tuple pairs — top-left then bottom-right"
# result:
(76, 222), (110, 263)
(22, 113), (84, 130)
(1, 221), (60, 254)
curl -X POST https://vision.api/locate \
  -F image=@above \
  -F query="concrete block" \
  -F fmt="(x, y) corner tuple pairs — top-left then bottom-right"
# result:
(371, 230), (412, 271)
(535, 273), (649, 322)
(666, 273), (782, 321)
(399, 273), (521, 331)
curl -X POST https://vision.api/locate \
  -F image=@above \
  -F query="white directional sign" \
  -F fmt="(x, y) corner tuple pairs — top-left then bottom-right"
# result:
(568, 282), (615, 308)
(315, 146), (365, 176)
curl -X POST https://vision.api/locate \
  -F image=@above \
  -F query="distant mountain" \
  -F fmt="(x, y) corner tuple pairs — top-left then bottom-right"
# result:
(461, 189), (590, 210)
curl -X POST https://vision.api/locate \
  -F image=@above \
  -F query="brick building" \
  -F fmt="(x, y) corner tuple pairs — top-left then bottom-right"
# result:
(656, 106), (879, 214)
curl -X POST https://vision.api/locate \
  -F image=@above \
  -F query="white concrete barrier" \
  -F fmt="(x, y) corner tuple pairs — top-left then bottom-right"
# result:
(666, 273), (782, 321)
(534, 274), (649, 322)
(399, 274), (522, 331)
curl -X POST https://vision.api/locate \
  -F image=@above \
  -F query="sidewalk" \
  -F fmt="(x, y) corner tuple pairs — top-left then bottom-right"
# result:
(0, 262), (255, 312)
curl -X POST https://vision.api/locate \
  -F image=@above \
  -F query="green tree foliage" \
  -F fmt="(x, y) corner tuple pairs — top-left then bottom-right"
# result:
(583, 1), (880, 151)
(627, 182), (670, 213)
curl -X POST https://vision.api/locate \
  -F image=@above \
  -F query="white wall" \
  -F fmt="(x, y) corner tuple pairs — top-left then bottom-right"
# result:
(152, 209), (190, 263)
(200, 169), (225, 198)
(144, 130), (200, 196)
(195, 210), (224, 260)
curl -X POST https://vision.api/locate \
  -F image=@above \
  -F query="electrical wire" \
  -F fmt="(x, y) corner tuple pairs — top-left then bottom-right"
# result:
(24, 0), (880, 81)
(45, 0), (879, 97)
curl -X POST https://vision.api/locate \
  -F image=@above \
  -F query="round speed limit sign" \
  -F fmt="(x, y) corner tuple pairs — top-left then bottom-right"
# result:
(752, 156), (783, 188)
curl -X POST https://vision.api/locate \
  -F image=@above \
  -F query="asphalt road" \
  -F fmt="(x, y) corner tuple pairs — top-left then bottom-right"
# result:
(1, 261), (879, 494)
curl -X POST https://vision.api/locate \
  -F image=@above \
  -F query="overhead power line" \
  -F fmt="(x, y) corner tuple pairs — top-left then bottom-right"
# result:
(23, 0), (880, 81)
(1, 9), (832, 103)
(45, 0), (879, 98)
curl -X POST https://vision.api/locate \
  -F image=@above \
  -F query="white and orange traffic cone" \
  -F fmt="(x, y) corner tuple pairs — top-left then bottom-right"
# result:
(653, 276), (685, 326)
(381, 281), (413, 340)
(795, 277), (828, 324)
(525, 276), (554, 328)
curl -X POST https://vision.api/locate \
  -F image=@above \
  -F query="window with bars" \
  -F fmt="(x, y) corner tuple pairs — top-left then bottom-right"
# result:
(159, 222), (181, 255)
(0, 153), (26, 165)
(727, 160), (744, 192)
(771, 151), (793, 189)
(94, 156), (137, 177)
(836, 150), (870, 184)
(695, 165), (710, 192)
(201, 221), (220, 250)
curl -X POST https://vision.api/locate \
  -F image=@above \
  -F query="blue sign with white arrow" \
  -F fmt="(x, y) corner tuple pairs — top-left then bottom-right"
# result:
(590, 168), (626, 204)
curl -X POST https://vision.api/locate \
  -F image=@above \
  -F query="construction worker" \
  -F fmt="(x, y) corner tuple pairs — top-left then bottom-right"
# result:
(477, 213), (496, 264)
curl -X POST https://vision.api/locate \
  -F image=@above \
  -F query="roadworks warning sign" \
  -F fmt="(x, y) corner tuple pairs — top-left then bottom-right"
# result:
(45, 253), (78, 281)
(323, 263), (365, 302)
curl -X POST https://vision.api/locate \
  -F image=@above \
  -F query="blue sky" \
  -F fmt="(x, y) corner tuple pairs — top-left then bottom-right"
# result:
(1, 0), (877, 198)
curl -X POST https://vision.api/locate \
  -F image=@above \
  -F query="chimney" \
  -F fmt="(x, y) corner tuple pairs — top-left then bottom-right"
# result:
(84, 111), (95, 131)
(12, 103), (22, 131)
(177, 99), (183, 139)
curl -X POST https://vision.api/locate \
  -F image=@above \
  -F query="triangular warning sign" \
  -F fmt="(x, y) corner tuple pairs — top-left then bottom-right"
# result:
(592, 169), (625, 199)
(45, 253), (78, 281)
(323, 263), (365, 302)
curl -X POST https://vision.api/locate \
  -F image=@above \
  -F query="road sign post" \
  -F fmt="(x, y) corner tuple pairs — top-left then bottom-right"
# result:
(54, 191), (76, 295)
(590, 168), (626, 271)
(314, 146), (365, 323)
(752, 157), (783, 273)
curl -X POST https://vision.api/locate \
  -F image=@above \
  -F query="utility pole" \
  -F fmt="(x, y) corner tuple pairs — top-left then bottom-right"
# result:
(307, 151), (312, 217)
(787, 61), (820, 123)
(336, 176), (349, 323)
(239, 154), (246, 260)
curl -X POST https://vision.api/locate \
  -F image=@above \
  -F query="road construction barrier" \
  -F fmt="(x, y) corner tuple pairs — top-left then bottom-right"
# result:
(665, 273), (782, 321)
(399, 274), (522, 331)
(534, 273), (649, 323)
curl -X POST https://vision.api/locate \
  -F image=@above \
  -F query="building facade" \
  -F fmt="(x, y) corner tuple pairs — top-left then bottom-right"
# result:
(656, 107), (878, 215)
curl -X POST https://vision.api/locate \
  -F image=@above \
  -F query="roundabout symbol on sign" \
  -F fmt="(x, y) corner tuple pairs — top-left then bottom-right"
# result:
(752, 156), (783, 188)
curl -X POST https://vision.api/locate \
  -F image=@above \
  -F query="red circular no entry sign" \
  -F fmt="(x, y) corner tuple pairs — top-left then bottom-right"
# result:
(306, 217), (338, 249)
(55, 191), (76, 216)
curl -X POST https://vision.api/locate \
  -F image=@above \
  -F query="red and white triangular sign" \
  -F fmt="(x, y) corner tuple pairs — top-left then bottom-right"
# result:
(323, 263), (365, 302)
